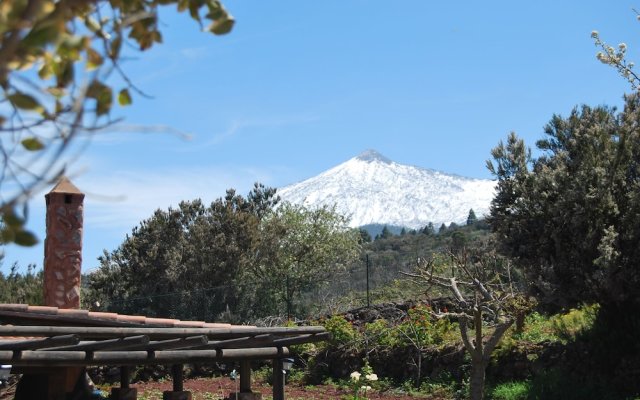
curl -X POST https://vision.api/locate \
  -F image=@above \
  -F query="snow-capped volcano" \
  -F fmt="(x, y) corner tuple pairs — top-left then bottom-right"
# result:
(277, 150), (496, 229)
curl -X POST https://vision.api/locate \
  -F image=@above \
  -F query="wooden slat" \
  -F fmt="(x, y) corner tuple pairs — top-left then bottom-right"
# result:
(44, 335), (149, 351)
(0, 326), (326, 340)
(0, 334), (79, 350)
(132, 335), (208, 351)
(271, 332), (331, 346)
(196, 334), (273, 350)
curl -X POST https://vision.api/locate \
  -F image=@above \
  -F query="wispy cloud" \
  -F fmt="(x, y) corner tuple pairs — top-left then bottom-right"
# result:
(89, 123), (194, 144)
(207, 114), (320, 146)
(180, 46), (209, 60)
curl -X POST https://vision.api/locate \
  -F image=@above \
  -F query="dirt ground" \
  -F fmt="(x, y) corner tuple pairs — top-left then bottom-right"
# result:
(126, 376), (446, 399)
(1, 376), (449, 399)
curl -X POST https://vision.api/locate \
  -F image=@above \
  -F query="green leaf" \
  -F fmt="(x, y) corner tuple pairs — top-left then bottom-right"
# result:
(8, 93), (41, 110)
(86, 47), (104, 70)
(2, 210), (24, 228)
(14, 230), (39, 246)
(0, 228), (15, 244)
(110, 36), (122, 59)
(56, 60), (74, 88)
(208, 16), (234, 35)
(20, 26), (59, 49)
(118, 88), (132, 106)
(21, 137), (45, 151)
(87, 80), (113, 116)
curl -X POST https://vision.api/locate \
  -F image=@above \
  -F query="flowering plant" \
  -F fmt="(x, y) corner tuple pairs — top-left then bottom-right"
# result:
(349, 361), (378, 400)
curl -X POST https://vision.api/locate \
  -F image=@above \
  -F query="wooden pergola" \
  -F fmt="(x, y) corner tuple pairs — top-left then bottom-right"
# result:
(0, 305), (328, 399)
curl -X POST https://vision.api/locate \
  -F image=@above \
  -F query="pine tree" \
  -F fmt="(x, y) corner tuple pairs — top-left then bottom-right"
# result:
(467, 209), (478, 226)
(380, 225), (392, 239)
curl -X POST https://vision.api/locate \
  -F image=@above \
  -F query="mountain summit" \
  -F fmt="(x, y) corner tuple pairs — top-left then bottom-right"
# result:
(277, 150), (496, 229)
(355, 149), (392, 164)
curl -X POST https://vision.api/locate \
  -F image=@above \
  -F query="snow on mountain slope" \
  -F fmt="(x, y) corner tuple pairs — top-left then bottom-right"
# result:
(277, 150), (496, 229)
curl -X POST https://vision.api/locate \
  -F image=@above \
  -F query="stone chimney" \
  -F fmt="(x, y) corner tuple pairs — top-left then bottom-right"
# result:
(44, 177), (84, 309)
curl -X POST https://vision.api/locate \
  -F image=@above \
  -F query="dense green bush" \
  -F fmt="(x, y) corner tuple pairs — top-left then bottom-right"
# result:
(490, 381), (530, 400)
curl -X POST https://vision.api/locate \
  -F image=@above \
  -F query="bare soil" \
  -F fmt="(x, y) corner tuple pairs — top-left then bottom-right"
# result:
(122, 376), (448, 399)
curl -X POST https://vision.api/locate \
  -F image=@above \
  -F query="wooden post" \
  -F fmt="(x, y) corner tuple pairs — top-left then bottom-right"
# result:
(172, 364), (183, 392)
(272, 359), (284, 400)
(162, 364), (191, 400)
(240, 360), (251, 393)
(121, 366), (130, 389)
(111, 366), (137, 399)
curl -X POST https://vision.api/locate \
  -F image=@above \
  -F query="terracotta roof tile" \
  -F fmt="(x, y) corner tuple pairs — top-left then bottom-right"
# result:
(115, 315), (147, 324)
(48, 177), (82, 195)
(142, 317), (180, 326)
(0, 304), (28, 311)
(56, 309), (89, 316)
(87, 312), (119, 320)
(172, 321), (206, 328)
(203, 323), (233, 328)
(0, 304), (252, 329)
(26, 306), (58, 314)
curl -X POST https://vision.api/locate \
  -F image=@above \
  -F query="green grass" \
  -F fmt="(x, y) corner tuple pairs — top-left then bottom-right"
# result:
(490, 381), (530, 400)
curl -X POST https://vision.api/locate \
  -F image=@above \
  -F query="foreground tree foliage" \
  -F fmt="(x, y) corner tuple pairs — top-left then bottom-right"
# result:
(488, 95), (640, 311)
(86, 185), (360, 322)
(0, 0), (233, 245)
(488, 94), (640, 395)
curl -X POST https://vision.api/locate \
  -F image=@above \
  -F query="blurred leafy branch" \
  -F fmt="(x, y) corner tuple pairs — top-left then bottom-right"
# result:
(0, 0), (233, 245)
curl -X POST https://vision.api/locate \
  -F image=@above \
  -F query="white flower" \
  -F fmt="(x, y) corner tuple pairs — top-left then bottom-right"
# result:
(619, 43), (628, 51)
(350, 371), (361, 381)
(360, 385), (372, 392)
(365, 373), (378, 381)
(591, 30), (599, 38)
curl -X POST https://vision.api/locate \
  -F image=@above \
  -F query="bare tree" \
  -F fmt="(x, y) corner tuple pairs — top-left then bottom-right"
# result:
(404, 251), (531, 400)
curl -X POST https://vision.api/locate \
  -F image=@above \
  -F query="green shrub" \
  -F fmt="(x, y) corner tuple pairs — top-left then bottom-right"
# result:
(491, 381), (530, 400)
(549, 304), (598, 343)
(512, 312), (557, 343)
(322, 315), (360, 346)
(364, 318), (399, 348)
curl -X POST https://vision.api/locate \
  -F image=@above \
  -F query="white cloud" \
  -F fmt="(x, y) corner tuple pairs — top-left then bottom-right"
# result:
(77, 165), (276, 231)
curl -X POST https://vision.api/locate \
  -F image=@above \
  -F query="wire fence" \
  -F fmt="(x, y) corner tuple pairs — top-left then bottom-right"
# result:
(98, 256), (417, 324)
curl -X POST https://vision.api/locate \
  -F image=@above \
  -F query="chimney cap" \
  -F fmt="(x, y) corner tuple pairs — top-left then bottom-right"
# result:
(47, 177), (83, 195)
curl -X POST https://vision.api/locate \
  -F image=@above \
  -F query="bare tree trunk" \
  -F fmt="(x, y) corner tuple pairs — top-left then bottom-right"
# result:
(469, 359), (487, 400)
(415, 351), (422, 388)
(515, 312), (525, 334)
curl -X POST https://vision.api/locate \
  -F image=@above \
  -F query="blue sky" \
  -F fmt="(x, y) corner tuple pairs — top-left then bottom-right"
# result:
(3, 1), (639, 272)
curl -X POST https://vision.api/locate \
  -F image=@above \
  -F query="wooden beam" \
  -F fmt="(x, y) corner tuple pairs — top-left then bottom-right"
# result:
(0, 326), (325, 340)
(0, 334), (78, 350)
(0, 347), (289, 366)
